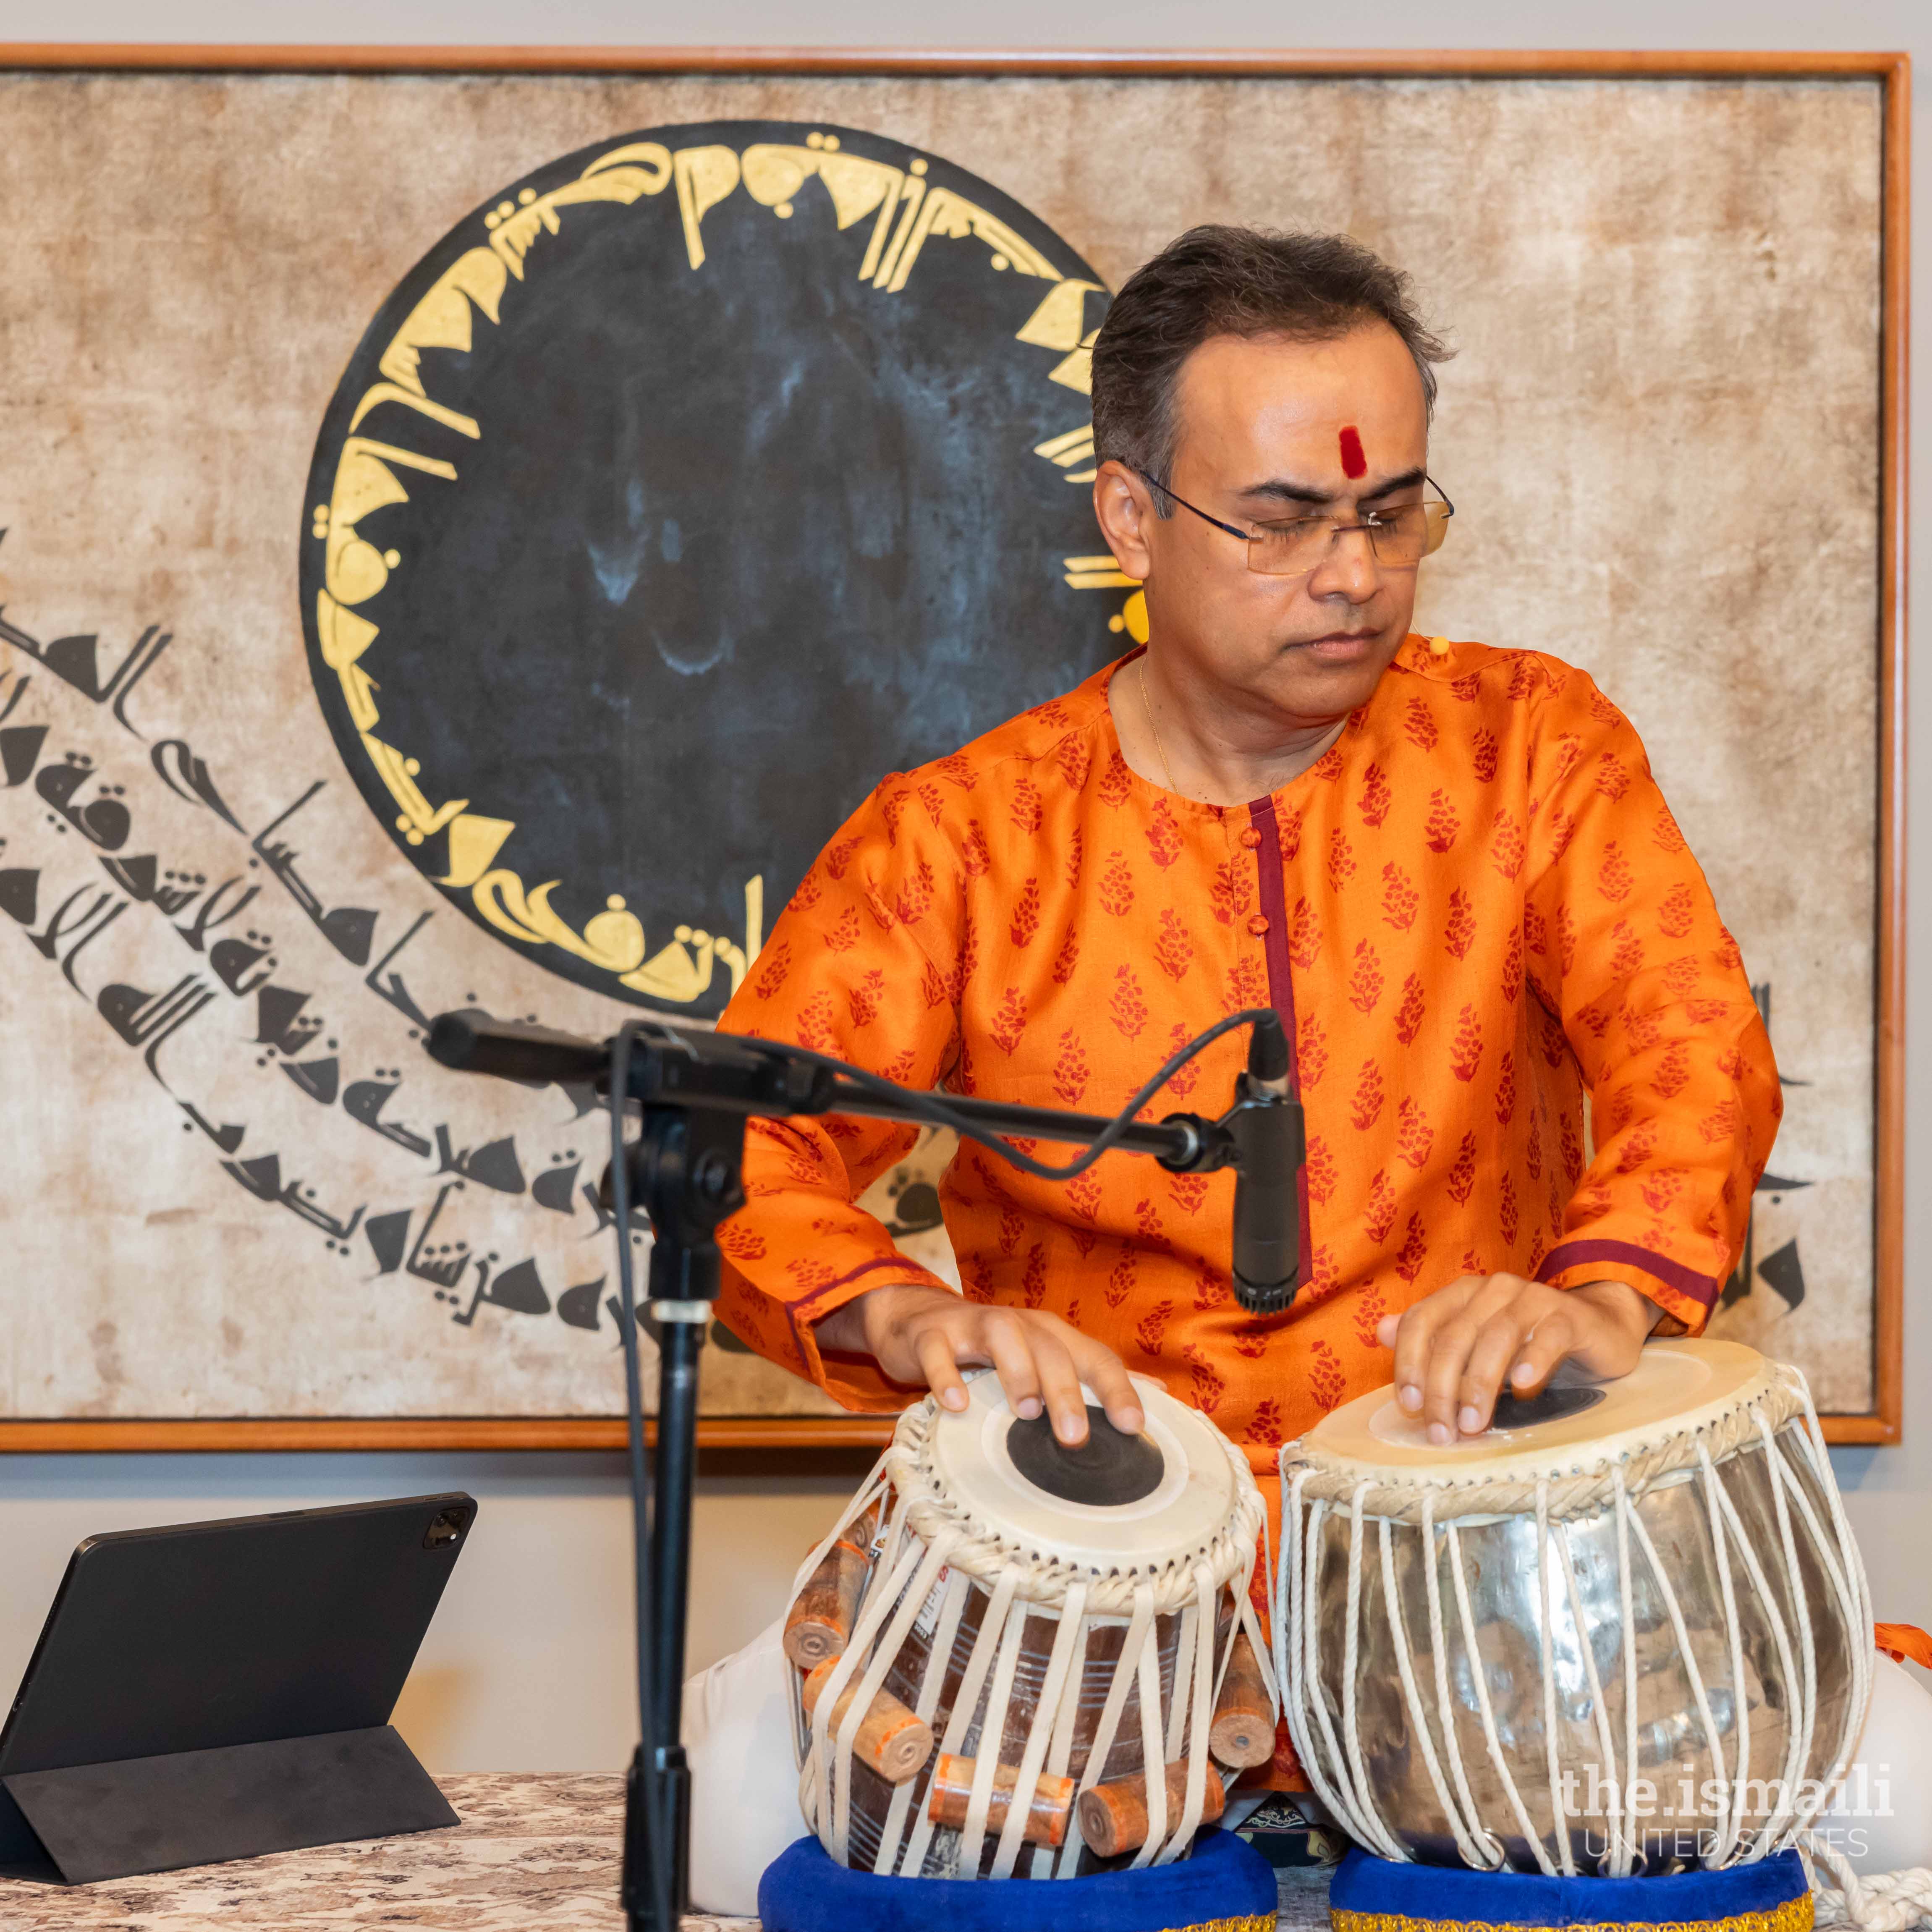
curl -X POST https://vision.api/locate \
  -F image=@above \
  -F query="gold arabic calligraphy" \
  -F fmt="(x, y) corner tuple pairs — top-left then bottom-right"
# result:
(312, 128), (1121, 1005)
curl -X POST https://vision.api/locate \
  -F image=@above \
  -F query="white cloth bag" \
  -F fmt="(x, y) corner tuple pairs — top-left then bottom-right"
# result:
(1817, 1649), (1932, 1875)
(682, 1615), (806, 1916)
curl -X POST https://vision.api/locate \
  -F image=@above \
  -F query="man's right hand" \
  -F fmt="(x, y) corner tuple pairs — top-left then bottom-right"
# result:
(814, 1284), (1144, 1448)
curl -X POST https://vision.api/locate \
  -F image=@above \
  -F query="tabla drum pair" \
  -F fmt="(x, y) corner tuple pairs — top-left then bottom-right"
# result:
(781, 1370), (1275, 1880)
(1276, 1338), (1872, 1877)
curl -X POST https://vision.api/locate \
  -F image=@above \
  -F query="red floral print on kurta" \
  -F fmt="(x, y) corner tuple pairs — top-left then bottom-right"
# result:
(713, 639), (1780, 1475)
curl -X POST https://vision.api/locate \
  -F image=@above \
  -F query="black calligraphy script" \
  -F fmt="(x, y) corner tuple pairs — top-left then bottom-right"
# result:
(0, 557), (622, 1348)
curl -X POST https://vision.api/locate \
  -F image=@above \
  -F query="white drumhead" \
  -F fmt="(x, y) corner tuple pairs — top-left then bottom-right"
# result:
(925, 1369), (1238, 1572)
(1301, 1337), (1777, 1482)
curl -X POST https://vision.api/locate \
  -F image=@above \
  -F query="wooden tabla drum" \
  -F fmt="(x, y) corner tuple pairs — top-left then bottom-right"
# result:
(1275, 1338), (1871, 1877)
(785, 1370), (1274, 1880)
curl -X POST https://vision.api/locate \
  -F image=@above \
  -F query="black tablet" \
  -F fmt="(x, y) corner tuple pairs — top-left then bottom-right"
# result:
(0, 1492), (476, 1870)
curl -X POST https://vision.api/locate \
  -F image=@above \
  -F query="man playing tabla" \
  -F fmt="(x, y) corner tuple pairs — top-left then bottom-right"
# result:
(711, 224), (1777, 1502)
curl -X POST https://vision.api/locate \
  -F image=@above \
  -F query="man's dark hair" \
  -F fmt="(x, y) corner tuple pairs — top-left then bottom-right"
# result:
(1090, 226), (1450, 503)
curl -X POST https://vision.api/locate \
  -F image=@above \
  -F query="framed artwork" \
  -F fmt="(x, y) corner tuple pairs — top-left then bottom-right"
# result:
(0, 48), (1905, 1446)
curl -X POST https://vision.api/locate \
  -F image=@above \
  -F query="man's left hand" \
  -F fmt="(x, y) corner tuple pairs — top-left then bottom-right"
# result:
(1374, 1275), (1662, 1445)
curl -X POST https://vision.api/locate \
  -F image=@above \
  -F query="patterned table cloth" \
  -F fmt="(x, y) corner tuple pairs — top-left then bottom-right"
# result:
(0, 1773), (1335, 1929)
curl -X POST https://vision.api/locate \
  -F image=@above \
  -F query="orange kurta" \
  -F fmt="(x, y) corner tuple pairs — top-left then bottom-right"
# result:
(712, 638), (1780, 1475)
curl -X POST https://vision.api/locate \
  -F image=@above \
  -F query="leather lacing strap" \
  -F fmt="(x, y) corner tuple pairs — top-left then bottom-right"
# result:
(1274, 1361), (1872, 1878)
(796, 1414), (1275, 1878)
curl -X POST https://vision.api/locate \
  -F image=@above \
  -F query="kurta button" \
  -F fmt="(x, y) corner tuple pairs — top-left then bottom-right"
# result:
(1238, 827), (1262, 849)
(1247, 914), (1270, 937)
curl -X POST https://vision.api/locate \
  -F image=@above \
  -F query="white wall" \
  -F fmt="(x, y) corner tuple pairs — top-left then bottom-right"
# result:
(0, 1449), (869, 1771)
(0, 0), (1925, 1771)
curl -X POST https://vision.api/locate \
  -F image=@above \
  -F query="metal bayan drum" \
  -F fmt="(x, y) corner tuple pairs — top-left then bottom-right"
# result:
(789, 1370), (1273, 1880)
(1275, 1339), (1871, 1876)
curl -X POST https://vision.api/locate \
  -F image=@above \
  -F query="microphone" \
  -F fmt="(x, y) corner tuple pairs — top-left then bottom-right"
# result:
(427, 1010), (843, 1114)
(1228, 1011), (1305, 1316)
(427, 1010), (613, 1085)
(431, 1007), (1302, 1306)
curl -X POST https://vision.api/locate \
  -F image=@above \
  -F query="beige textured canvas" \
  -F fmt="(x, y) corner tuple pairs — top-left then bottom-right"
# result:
(0, 69), (1883, 1421)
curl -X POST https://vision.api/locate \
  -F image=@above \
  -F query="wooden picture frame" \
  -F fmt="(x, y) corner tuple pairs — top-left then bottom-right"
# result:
(0, 45), (1906, 1450)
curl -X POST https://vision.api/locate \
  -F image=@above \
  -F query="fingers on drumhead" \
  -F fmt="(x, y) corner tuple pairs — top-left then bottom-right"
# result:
(913, 1330), (970, 1409)
(1082, 1359), (1144, 1435)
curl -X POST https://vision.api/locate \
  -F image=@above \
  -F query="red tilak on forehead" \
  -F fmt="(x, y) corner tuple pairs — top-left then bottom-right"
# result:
(1338, 425), (1367, 479)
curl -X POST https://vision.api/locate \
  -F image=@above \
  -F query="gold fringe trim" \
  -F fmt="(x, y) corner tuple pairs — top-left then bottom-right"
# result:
(1331, 1894), (1814, 1932)
(1164, 1918), (1278, 1932)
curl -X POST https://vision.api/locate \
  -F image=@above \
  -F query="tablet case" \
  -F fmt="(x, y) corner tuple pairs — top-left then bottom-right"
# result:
(0, 1492), (473, 1883)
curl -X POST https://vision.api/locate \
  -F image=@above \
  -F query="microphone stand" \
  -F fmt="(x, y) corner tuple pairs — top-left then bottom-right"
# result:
(427, 1008), (1302, 1932)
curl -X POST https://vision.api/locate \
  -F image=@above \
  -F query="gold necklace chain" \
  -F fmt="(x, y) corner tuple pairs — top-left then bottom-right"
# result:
(1140, 657), (1182, 797)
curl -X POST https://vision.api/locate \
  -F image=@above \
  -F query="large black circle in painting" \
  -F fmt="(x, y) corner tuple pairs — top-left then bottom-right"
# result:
(301, 122), (1121, 1018)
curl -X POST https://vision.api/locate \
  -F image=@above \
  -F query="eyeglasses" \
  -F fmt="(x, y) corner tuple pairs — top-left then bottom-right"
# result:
(1137, 469), (1455, 578)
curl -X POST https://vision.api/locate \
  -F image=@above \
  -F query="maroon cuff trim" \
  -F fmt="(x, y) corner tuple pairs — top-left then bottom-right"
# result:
(1537, 1238), (1721, 1309)
(783, 1254), (941, 1358)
